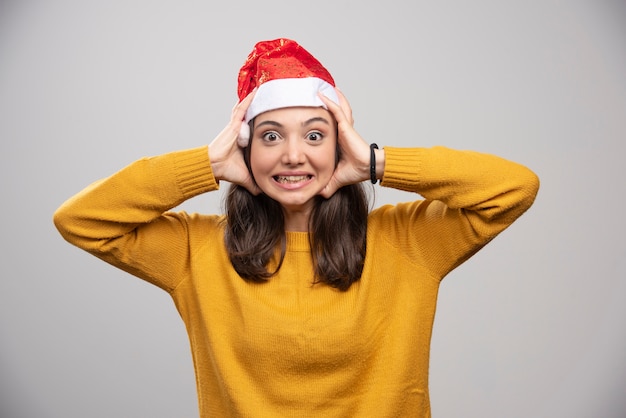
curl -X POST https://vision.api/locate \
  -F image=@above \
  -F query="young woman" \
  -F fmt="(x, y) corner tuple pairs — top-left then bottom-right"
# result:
(54, 38), (539, 417)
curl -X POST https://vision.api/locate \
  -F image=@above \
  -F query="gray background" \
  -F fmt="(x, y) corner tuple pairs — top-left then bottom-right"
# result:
(1, 0), (625, 417)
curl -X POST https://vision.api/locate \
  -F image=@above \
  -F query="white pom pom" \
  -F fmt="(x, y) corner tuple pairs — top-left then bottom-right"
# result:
(237, 121), (250, 147)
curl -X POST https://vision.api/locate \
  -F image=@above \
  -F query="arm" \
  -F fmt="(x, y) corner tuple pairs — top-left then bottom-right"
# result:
(53, 91), (260, 290)
(53, 146), (219, 291)
(375, 146), (540, 279)
(319, 90), (539, 279)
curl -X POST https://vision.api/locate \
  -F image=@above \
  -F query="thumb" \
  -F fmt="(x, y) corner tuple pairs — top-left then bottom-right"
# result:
(319, 177), (341, 199)
(237, 121), (250, 147)
(244, 181), (261, 196)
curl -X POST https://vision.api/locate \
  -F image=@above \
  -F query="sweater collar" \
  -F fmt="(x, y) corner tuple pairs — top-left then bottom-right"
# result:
(285, 231), (310, 252)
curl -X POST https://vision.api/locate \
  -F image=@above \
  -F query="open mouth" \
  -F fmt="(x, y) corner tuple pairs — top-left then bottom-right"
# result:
(273, 175), (313, 184)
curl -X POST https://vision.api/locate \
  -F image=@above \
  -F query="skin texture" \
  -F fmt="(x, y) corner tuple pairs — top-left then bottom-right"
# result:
(208, 88), (385, 231)
(249, 107), (337, 231)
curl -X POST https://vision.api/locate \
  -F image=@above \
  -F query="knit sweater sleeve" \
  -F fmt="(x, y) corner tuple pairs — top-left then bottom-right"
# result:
(53, 146), (219, 292)
(373, 146), (540, 281)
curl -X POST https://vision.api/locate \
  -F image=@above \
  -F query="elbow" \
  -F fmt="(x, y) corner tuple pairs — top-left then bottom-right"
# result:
(502, 167), (540, 223)
(490, 166), (541, 222)
(53, 200), (86, 245)
(520, 168), (540, 210)
(52, 204), (73, 242)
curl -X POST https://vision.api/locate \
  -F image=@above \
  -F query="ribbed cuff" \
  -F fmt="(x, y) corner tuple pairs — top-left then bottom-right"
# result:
(174, 146), (219, 199)
(379, 147), (424, 192)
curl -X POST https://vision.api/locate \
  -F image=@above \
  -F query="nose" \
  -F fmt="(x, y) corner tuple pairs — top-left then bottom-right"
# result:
(282, 138), (305, 166)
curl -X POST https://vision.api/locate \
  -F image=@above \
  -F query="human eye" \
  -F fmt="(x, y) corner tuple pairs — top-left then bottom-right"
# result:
(262, 131), (280, 142)
(306, 131), (324, 142)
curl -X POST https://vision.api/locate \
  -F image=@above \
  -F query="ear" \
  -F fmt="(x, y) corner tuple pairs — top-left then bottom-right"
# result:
(237, 121), (250, 147)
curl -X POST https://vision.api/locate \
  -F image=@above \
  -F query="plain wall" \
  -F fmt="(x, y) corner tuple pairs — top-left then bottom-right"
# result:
(1, 1), (625, 417)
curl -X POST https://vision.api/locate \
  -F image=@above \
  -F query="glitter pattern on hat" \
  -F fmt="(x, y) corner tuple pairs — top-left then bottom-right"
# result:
(237, 38), (339, 122)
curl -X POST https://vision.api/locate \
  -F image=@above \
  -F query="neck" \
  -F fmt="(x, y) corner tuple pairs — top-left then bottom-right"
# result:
(282, 208), (311, 232)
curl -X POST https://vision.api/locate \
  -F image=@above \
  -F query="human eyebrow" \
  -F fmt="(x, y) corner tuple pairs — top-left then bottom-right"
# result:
(255, 120), (283, 130)
(302, 117), (330, 127)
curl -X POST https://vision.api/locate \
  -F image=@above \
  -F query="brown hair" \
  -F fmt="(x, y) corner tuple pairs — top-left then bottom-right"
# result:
(223, 123), (369, 291)
(224, 183), (368, 291)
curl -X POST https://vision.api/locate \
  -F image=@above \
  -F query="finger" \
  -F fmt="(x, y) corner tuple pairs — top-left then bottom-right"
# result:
(237, 121), (250, 147)
(232, 88), (257, 146)
(334, 87), (354, 126)
(244, 181), (261, 196)
(319, 180), (339, 199)
(318, 91), (350, 126)
(231, 87), (257, 121)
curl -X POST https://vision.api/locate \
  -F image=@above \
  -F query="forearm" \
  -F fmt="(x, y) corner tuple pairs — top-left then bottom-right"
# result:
(381, 146), (540, 234)
(53, 146), (217, 249)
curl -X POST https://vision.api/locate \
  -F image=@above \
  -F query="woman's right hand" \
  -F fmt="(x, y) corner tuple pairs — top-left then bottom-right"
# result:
(208, 89), (260, 195)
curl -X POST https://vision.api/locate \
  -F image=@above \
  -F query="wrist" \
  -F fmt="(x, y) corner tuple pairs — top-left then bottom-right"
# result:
(369, 144), (385, 184)
(207, 144), (226, 182)
(375, 148), (385, 183)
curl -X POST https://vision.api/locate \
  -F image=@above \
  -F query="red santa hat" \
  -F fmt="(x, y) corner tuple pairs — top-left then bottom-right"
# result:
(236, 38), (339, 145)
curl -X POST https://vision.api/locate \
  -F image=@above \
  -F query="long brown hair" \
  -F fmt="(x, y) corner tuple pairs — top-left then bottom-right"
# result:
(223, 121), (369, 291)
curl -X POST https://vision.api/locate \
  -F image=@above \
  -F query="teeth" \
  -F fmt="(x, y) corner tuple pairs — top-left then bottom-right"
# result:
(275, 175), (310, 184)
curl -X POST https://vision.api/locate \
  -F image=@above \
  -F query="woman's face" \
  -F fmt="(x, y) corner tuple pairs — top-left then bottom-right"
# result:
(249, 106), (337, 214)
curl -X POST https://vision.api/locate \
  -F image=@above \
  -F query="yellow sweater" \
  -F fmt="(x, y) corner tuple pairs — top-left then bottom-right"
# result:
(54, 146), (539, 417)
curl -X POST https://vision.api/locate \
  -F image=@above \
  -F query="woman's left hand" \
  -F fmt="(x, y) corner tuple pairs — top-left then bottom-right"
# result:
(318, 89), (383, 198)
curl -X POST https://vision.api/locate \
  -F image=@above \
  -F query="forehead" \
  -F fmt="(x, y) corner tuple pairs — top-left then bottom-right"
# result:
(254, 106), (334, 125)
